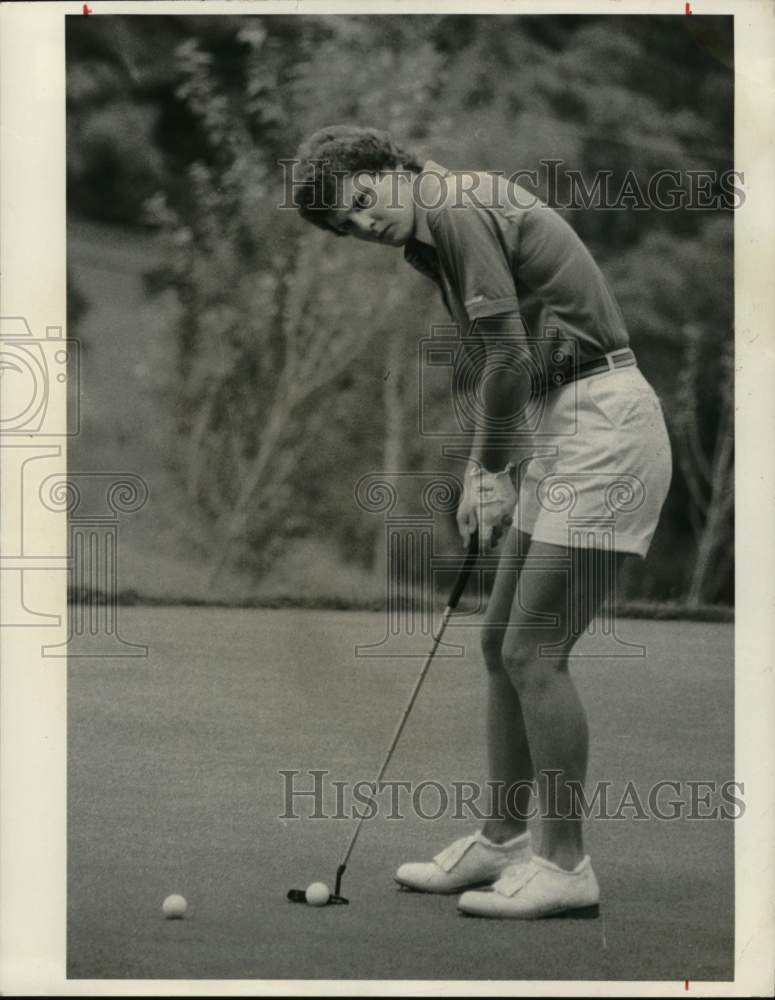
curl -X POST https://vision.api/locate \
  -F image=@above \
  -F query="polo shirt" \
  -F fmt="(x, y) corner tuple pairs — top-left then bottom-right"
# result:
(404, 160), (629, 362)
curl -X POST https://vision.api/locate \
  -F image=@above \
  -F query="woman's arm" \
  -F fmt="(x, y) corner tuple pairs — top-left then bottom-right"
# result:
(465, 312), (534, 472)
(457, 313), (536, 550)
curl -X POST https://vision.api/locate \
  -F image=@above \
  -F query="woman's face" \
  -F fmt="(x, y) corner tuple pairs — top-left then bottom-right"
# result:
(326, 170), (415, 247)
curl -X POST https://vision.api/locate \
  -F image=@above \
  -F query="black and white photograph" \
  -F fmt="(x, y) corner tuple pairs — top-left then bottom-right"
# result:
(0, 0), (773, 994)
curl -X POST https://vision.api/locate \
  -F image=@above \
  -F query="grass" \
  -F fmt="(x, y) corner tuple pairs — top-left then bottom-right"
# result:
(68, 609), (734, 981)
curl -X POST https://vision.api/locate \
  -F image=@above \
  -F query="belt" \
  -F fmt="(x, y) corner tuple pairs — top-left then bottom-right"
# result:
(548, 348), (637, 391)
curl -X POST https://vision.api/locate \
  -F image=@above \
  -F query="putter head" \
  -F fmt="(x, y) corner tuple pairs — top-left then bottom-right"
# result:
(286, 888), (349, 905)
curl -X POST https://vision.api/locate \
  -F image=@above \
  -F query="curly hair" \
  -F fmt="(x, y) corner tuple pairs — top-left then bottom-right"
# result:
(292, 125), (424, 236)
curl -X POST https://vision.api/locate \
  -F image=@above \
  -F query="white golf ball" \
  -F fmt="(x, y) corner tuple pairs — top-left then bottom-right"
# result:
(162, 893), (188, 919)
(305, 881), (330, 907)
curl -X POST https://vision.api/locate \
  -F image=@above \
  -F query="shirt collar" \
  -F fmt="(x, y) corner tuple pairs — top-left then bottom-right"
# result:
(410, 159), (451, 248)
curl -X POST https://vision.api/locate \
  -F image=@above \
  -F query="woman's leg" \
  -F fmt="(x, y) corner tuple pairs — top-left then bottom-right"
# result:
(500, 541), (626, 870)
(480, 526), (535, 844)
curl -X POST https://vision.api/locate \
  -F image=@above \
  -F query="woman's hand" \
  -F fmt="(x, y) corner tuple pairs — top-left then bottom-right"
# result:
(456, 489), (479, 551)
(457, 464), (517, 554)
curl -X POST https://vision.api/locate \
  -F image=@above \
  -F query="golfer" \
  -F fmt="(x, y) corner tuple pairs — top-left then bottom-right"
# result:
(293, 125), (672, 919)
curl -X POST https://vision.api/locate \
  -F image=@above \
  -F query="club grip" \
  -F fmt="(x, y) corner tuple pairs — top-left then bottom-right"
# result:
(447, 531), (479, 611)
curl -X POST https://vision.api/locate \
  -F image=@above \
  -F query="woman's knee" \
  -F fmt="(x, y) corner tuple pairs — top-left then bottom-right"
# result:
(502, 638), (564, 694)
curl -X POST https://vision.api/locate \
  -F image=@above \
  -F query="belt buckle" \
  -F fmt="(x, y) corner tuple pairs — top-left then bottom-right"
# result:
(608, 348), (632, 370)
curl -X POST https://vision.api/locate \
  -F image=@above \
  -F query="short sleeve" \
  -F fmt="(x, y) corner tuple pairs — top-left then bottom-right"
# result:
(428, 204), (520, 321)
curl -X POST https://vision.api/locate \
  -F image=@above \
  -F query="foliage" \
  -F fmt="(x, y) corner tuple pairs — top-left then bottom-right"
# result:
(66, 14), (734, 602)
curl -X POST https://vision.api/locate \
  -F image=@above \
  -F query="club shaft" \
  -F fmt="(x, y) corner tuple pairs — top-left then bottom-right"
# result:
(336, 532), (479, 882)
(338, 604), (455, 872)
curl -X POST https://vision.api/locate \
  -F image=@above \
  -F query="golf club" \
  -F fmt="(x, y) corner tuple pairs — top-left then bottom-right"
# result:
(287, 530), (480, 906)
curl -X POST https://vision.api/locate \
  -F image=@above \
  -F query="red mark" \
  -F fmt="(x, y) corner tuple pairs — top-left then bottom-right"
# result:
(82, 3), (92, 14)
(685, 981), (689, 991)
(685, 2), (692, 13)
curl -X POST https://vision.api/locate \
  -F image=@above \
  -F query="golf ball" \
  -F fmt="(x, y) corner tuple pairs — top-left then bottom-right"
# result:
(305, 882), (330, 907)
(162, 893), (188, 919)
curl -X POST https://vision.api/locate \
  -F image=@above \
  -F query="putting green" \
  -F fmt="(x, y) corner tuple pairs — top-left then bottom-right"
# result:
(68, 609), (734, 982)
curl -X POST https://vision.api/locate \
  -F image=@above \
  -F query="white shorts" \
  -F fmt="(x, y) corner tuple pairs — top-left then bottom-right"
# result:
(516, 365), (673, 557)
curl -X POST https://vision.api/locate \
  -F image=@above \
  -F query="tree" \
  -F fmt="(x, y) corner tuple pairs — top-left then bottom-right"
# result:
(673, 323), (734, 607)
(144, 17), (455, 583)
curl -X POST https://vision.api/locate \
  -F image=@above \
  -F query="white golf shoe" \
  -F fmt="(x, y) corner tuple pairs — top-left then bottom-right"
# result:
(457, 854), (600, 918)
(394, 830), (532, 894)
